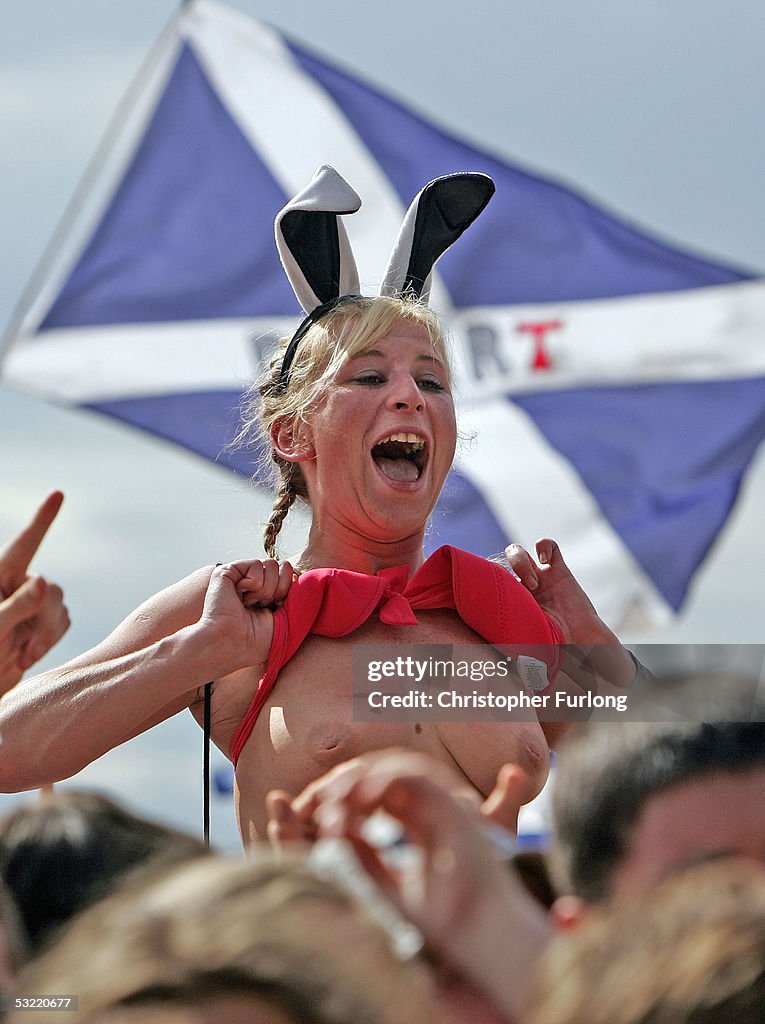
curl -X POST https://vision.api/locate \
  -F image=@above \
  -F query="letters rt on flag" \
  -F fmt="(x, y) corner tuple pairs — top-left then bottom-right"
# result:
(2, 0), (764, 630)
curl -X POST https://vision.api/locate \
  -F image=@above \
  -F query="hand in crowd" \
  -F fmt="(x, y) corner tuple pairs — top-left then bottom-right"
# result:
(0, 492), (70, 695)
(199, 558), (293, 675)
(267, 754), (532, 849)
(277, 748), (551, 1022)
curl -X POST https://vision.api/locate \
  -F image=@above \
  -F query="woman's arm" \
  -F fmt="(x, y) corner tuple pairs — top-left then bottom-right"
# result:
(0, 560), (291, 792)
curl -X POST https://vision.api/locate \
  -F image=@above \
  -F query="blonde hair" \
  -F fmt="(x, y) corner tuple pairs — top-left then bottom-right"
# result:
(241, 296), (450, 557)
(526, 858), (765, 1024)
(14, 854), (434, 1024)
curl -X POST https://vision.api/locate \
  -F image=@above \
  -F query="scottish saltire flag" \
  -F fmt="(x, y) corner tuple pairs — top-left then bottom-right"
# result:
(2, 0), (764, 630)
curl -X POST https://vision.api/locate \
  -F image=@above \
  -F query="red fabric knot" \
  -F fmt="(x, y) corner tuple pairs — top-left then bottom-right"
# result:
(376, 564), (419, 625)
(378, 589), (419, 626)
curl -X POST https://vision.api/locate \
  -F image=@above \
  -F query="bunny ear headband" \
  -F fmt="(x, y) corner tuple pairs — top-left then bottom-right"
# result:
(274, 164), (495, 389)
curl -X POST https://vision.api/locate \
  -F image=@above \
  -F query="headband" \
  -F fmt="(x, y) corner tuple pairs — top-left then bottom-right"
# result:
(274, 165), (495, 389)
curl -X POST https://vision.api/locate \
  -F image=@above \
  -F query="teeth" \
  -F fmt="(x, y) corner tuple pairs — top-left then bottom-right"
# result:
(379, 432), (425, 449)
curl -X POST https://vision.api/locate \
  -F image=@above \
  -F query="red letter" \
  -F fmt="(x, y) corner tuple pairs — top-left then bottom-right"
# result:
(516, 320), (563, 370)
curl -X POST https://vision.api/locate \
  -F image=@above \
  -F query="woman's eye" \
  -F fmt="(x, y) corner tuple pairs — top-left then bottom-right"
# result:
(354, 373), (384, 385)
(419, 378), (446, 392)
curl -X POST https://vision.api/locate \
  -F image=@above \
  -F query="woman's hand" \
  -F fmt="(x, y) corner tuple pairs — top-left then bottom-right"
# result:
(505, 538), (636, 688)
(504, 538), (610, 644)
(281, 748), (551, 1022)
(199, 559), (293, 675)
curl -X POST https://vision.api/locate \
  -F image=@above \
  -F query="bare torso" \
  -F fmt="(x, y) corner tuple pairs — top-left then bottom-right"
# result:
(196, 608), (550, 844)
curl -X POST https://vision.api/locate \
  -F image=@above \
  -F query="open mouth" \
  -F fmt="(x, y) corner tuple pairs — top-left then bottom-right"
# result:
(371, 432), (427, 483)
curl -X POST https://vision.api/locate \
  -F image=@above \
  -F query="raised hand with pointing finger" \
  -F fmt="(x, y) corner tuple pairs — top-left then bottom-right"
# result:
(0, 492), (70, 694)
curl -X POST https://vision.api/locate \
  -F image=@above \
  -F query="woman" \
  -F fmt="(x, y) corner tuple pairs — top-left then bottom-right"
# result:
(0, 169), (636, 844)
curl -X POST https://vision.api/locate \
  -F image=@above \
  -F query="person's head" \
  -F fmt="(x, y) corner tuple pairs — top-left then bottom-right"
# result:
(250, 165), (496, 559)
(526, 858), (765, 1024)
(246, 294), (455, 556)
(0, 789), (207, 956)
(13, 853), (436, 1024)
(550, 716), (765, 905)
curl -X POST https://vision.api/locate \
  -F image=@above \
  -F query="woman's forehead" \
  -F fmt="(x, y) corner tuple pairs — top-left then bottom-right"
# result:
(343, 323), (447, 363)
(347, 343), (445, 367)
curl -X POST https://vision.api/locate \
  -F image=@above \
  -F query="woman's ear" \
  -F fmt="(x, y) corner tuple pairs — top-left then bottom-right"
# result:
(270, 418), (315, 462)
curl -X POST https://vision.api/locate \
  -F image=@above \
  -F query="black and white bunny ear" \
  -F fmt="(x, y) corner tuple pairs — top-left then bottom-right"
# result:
(380, 172), (495, 302)
(275, 165), (362, 313)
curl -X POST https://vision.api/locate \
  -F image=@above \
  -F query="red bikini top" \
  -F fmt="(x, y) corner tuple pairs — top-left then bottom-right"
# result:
(229, 545), (564, 765)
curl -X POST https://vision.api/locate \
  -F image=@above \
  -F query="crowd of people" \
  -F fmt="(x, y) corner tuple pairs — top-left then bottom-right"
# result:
(0, 167), (762, 1021)
(0, 718), (762, 1023)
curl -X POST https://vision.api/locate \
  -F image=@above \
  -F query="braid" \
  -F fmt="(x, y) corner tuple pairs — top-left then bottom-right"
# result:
(263, 460), (299, 558)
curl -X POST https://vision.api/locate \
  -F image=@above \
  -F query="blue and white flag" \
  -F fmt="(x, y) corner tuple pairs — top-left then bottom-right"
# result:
(2, 0), (764, 629)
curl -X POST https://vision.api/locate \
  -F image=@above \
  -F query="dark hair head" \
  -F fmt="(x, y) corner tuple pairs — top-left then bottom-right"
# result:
(0, 789), (206, 955)
(551, 715), (765, 902)
(0, 875), (28, 985)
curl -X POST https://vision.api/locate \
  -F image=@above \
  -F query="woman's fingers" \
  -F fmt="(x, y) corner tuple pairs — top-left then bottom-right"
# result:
(234, 558), (294, 608)
(504, 543), (539, 591)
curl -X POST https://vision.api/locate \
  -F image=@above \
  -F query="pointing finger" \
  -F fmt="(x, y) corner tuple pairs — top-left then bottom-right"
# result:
(0, 492), (64, 587)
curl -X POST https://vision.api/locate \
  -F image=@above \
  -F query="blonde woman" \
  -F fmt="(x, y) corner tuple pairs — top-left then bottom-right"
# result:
(0, 169), (636, 844)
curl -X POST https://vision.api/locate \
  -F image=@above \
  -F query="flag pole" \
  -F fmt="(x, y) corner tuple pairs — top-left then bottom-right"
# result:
(0, 3), (190, 359)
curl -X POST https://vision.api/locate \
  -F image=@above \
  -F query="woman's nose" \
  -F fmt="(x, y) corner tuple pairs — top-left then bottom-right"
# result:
(387, 374), (424, 412)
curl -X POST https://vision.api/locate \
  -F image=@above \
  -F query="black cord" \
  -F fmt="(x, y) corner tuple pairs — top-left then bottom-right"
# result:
(203, 681), (212, 847)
